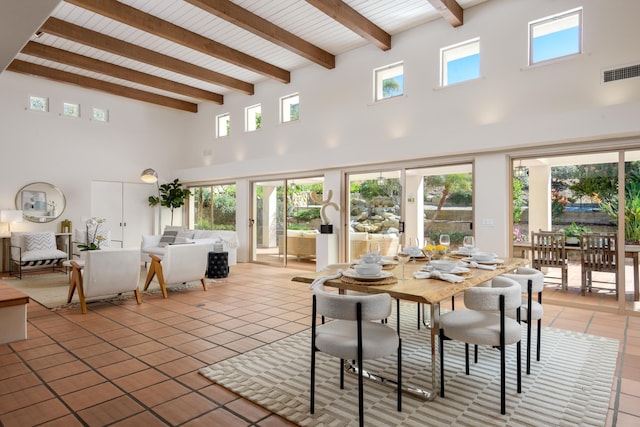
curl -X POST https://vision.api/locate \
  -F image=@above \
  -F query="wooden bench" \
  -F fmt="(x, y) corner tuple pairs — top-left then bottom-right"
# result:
(0, 280), (29, 344)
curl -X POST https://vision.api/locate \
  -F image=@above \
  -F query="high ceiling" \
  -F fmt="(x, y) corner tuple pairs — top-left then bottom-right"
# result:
(6, 0), (490, 112)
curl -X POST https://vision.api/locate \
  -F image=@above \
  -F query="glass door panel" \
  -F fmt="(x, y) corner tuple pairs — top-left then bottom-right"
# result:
(623, 150), (640, 313)
(512, 151), (622, 310)
(416, 164), (473, 251)
(252, 180), (285, 265)
(251, 177), (324, 267)
(347, 171), (401, 261)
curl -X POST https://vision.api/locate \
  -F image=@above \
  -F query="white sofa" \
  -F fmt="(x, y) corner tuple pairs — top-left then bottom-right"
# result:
(10, 231), (69, 279)
(141, 229), (239, 265)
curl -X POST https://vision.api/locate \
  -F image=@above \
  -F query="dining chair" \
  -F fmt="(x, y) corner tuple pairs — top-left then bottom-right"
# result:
(439, 276), (522, 415)
(310, 285), (401, 427)
(68, 248), (141, 314)
(501, 267), (544, 374)
(143, 242), (210, 298)
(580, 232), (617, 295)
(531, 230), (568, 290)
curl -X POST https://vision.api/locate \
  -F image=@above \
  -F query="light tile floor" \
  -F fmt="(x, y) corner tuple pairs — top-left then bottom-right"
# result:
(0, 263), (639, 426)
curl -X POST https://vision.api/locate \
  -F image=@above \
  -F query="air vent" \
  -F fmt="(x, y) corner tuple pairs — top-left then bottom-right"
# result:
(603, 63), (640, 83)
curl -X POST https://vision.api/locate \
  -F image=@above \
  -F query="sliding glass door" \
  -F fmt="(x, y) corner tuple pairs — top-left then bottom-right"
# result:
(511, 149), (640, 313)
(251, 177), (324, 268)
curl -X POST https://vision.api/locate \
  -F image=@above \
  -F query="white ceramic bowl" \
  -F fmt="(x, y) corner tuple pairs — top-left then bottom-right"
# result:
(429, 260), (458, 273)
(355, 264), (382, 276)
(471, 252), (496, 262)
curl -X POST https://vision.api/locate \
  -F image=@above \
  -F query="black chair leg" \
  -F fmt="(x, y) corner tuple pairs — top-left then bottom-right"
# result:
(397, 338), (402, 411)
(465, 343), (470, 375)
(439, 329), (445, 397)
(537, 318), (542, 361)
(339, 359), (344, 389)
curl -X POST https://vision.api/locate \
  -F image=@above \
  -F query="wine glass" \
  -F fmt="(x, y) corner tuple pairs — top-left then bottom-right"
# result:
(396, 245), (410, 280)
(439, 234), (450, 250)
(409, 237), (420, 263)
(463, 236), (475, 253)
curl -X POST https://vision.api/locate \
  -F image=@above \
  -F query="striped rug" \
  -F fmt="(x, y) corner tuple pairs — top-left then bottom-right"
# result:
(199, 302), (618, 426)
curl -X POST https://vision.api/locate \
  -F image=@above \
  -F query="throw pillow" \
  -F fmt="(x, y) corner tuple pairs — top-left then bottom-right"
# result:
(25, 232), (57, 251)
(158, 230), (178, 247)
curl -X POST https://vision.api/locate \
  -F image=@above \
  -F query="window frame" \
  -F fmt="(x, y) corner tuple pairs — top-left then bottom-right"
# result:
(440, 37), (480, 87)
(280, 93), (300, 124)
(528, 7), (583, 66)
(245, 104), (262, 132)
(216, 113), (230, 138)
(374, 62), (404, 102)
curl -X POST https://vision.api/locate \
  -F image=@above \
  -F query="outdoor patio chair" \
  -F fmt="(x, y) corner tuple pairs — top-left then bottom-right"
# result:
(580, 232), (618, 295)
(531, 230), (568, 290)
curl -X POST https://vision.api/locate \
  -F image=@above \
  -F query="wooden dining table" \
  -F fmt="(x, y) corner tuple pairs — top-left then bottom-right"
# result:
(512, 241), (640, 301)
(292, 256), (528, 400)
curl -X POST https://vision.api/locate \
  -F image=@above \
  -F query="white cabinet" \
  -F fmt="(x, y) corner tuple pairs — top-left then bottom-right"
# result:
(91, 181), (155, 247)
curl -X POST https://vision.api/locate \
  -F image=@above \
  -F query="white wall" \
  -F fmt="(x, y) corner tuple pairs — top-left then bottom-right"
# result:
(0, 72), (192, 234)
(176, 0), (640, 256)
(180, 0), (640, 179)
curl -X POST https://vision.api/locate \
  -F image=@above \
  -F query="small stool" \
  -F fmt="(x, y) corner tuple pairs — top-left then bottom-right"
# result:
(207, 251), (229, 278)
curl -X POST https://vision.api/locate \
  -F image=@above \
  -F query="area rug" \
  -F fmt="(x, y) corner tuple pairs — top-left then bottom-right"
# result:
(2, 269), (204, 309)
(199, 302), (618, 426)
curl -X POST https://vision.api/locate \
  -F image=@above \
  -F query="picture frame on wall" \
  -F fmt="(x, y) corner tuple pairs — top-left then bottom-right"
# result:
(22, 190), (47, 211)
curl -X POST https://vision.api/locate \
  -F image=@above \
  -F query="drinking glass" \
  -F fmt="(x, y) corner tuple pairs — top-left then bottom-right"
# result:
(396, 245), (410, 280)
(439, 234), (451, 251)
(409, 237), (420, 263)
(463, 236), (475, 252)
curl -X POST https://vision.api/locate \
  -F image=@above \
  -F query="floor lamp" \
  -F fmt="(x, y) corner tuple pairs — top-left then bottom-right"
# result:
(141, 168), (162, 234)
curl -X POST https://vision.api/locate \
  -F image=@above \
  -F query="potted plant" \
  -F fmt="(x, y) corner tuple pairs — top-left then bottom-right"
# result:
(148, 178), (191, 226)
(561, 222), (592, 245)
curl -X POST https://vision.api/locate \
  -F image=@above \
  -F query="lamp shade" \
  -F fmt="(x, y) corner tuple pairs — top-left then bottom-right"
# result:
(1, 210), (23, 223)
(140, 168), (158, 183)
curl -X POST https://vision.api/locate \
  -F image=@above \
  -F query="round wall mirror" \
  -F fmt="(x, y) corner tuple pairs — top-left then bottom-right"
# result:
(15, 182), (66, 223)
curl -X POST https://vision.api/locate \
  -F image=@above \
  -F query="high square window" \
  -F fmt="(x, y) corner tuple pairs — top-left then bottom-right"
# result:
(63, 102), (80, 118)
(441, 38), (480, 87)
(92, 107), (109, 122)
(529, 8), (582, 65)
(216, 113), (230, 138)
(29, 96), (48, 112)
(245, 104), (262, 132)
(374, 62), (404, 101)
(280, 93), (299, 123)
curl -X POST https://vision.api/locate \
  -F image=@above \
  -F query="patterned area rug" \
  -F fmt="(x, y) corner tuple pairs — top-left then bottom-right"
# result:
(199, 302), (618, 426)
(2, 268), (203, 309)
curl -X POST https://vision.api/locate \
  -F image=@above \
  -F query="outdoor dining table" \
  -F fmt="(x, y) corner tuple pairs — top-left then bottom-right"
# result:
(292, 256), (528, 400)
(512, 241), (640, 301)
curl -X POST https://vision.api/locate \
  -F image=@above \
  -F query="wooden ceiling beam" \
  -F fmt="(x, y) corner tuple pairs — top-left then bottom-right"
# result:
(427, 0), (463, 27)
(65, 0), (290, 84)
(7, 60), (198, 112)
(185, 0), (335, 69)
(306, 0), (391, 51)
(21, 42), (223, 104)
(40, 17), (254, 95)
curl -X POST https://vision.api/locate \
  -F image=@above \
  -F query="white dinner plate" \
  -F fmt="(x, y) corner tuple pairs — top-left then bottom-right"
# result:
(342, 270), (394, 280)
(352, 259), (398, 266)
(461, 257), (505, 264)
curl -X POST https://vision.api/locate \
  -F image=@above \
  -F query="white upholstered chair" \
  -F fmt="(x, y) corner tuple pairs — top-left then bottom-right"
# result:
(143, 243), (210, 298)
(439, 276), (522, 415)
(68, 248), (141, 314)
(10, 231), (68, 279)
(311, 286), (401, 427)
(502, 267), (544, 374)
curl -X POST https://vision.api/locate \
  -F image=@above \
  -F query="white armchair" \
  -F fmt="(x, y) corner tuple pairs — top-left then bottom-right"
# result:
(143, 243), (211, 298)
(10, 231), (68, 279)
(68, 248), (142, 314)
